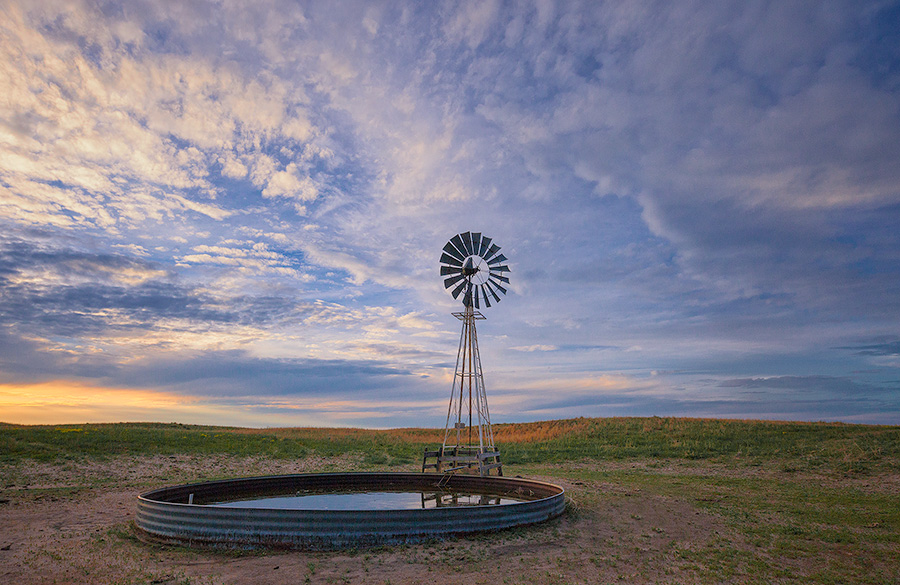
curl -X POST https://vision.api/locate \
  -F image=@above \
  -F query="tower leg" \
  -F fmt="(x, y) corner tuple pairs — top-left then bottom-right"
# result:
(426, 306), (501, 476)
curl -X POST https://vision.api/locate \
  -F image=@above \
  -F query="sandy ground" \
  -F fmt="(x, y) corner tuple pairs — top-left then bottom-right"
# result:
(0, 455), (808, 584)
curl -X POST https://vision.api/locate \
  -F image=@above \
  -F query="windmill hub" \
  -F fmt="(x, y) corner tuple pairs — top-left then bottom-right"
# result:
(462, 256), (488, 282)
(424, 231), (511, 477)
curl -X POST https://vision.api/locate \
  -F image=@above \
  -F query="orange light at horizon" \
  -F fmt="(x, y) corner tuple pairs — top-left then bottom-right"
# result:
(0, 381), (363, 428)
(0, 381), (203, 425)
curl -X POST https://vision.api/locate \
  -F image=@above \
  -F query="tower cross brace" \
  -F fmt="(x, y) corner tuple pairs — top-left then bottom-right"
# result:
(423, 302), (502, 476)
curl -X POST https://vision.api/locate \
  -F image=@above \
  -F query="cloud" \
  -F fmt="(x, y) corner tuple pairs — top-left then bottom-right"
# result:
(718, 375), (883, 395)
(0, 234), (281, 348)
(840, 339), (900, 358)
(261, 164), (320, 212)
(107, 350), (418, 397)
(1, 1), (899, 426)
(0, 0), (334, 234)
(178, 242), (299, 275)
(509, 345), (558, 352)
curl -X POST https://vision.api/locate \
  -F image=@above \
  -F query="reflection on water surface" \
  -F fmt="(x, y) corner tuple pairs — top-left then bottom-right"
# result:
(212, 490), (526, 510)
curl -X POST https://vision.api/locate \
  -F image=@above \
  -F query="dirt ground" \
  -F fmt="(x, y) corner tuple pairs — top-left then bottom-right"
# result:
(0, 455), (852, 584)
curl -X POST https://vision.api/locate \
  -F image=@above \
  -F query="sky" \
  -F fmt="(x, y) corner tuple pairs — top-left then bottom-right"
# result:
(1, 0), (899, 428)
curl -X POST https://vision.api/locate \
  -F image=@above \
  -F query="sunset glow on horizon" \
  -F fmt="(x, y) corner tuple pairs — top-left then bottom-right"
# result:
(2, 1), (899, 428)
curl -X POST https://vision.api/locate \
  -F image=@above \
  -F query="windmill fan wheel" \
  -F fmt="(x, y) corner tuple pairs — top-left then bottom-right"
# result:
(439, 231), (510, 309)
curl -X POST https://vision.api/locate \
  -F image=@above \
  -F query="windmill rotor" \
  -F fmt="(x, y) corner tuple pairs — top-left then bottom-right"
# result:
(440, 231), (511, 310)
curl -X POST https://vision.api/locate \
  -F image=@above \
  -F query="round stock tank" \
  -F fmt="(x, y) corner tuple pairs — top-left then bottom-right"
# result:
(137, 472), (565, 550)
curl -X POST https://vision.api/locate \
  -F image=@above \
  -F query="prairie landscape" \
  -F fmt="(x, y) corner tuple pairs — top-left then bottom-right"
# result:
(1, 417), (898, 584)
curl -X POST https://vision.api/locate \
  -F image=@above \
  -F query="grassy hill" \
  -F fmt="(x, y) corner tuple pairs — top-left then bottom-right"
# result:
(3, 417), (898, 474)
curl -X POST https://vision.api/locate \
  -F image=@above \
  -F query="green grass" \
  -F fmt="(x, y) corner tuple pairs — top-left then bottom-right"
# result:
(2, 418), (899, 474)
(498, 417), (900, 473)
(0, 422), (419, 463)
(0, 422), (301, 462)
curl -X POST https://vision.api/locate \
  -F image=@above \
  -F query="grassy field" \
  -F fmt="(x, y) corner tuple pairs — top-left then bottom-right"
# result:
(5, 417), (898, 471)
(1, 417), (898, 584)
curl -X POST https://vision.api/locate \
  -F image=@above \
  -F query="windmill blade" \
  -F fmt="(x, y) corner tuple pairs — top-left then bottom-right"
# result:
(461, 231), (474, 255)
(441, 265), (463, 276)
(488, 278), (507, 295)
(478, 236), (492, 257)
(490, 264), (510, 272)
(471, 233), (482, 256)
(440, 252), (463, 267)
(450, 234), (468, 259)
(451, 279), (468, 299)
(488, 271), (509, 283)
(487, 253), (507, 265)
(444, 273), (466, 288)
(480, 284), (492, 308)
(473, 285), (481, 309)
(442, 242), (466, 263)
(450, 240), (469, 260)
(483, 243), (501, 262)
(462, 281), (473, 307)
(484, 280), (501, 302)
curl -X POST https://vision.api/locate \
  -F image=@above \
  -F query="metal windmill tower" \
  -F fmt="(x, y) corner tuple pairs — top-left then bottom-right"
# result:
(423, 231), (510, 476)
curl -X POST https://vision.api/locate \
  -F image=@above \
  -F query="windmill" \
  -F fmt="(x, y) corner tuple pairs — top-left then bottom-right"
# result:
(423, 231), (510, 476)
